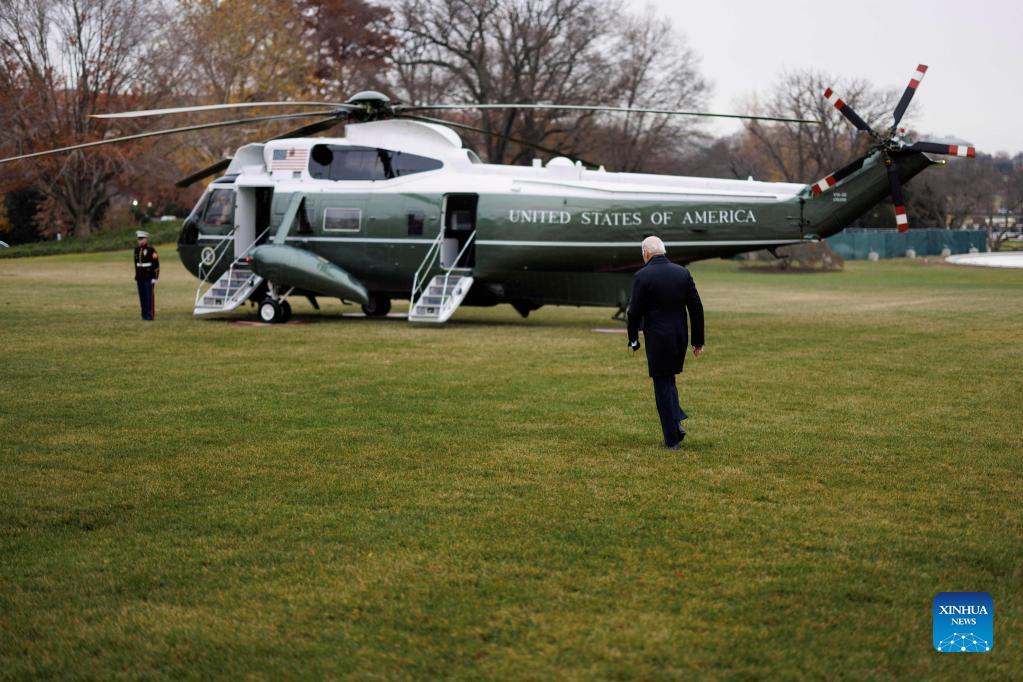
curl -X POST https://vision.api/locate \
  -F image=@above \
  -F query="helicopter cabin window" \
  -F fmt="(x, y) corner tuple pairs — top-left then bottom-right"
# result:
(323, 207), (361, 232)
(202, 188), (233, 225)
(309, 144), (442, 181)
(407, 211), (425, 236)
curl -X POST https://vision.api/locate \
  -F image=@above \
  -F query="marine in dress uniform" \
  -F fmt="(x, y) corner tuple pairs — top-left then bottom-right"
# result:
(627, 236), (705, 449)
(133, 230), (159, 320)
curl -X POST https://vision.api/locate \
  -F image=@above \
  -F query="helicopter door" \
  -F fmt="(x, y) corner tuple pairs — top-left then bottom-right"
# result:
(233, 186), (274, 258)
(441, 194), (477, 268)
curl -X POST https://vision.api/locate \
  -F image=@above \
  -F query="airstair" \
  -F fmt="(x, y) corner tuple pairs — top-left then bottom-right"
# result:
(409, 271), (474, 323)
(409, 230), (476, 324)
(193, 228), (267, 316)
(193, 261), (263, 315)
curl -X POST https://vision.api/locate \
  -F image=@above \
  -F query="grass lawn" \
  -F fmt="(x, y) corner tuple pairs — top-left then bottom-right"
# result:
(1, 247), (1021, 679)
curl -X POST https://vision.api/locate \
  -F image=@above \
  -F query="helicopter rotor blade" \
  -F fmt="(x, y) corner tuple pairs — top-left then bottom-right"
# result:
(809, 155), (867, 195)
(905, 140), (976, 157)
(175, 158), (233, 188)
(92, 101), (357, 119)
(0, 111), (339, 165)
(400, 113), (599, 167)
(823, 87), (875, 135)
(174, 115), (347, 187)
(399, 103), (819, 125)
(892, 64), (928, 127)
(885, 158), (909, 232)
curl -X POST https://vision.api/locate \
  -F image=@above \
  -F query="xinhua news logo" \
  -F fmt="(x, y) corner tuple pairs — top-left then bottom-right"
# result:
(933, 592), (993, 653)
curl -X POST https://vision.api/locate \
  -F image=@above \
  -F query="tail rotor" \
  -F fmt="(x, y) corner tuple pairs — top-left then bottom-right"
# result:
(813, 64), (977, 232)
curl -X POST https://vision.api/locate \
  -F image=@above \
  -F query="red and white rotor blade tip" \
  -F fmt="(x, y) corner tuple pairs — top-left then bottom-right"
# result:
(823, 88), (874, 134)
(908, 141), (977, 157)
(893, 64), (928, 126)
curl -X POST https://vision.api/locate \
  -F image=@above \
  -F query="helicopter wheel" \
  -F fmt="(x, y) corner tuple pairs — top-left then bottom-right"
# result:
(279, 300), (292, 323)
(258, 299), (282, 323)
(361, 294), (391, 317)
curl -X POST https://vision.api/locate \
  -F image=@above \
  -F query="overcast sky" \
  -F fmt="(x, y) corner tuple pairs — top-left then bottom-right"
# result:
(646, 0), (1023, 155)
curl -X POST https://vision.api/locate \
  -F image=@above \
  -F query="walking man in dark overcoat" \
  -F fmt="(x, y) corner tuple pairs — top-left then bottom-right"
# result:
(627, 236), (705, 449)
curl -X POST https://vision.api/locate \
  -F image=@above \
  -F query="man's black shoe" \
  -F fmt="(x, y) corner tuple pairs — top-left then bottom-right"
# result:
(664, 442), (681, 450)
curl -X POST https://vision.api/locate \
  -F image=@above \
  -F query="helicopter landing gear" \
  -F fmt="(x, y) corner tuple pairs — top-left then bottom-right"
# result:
(259, 299), (281, 323)
(361, 294), (391, 317)
(258, 284), (294, 323)
(259, 298), (293, 323)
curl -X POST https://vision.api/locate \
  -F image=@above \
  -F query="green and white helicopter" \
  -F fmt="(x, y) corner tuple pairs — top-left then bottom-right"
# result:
(2, 64), (973, 323)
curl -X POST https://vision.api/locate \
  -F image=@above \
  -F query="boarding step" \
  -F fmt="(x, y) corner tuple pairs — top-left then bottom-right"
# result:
(408, 273), (474, 323)
(193, 262), (264, 316)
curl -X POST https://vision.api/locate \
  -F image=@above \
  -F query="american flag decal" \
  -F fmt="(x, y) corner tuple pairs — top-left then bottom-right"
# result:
(271, 148), (308, 171)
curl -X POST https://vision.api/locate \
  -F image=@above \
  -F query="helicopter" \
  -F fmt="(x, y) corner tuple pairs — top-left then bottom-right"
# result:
(0, 64), (974, 324)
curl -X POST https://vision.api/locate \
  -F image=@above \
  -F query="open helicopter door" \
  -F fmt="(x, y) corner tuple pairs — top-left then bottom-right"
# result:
(193, 184), (272, 317)
(234, 185), (274, 257)
(409, 194), (477, 323)
(440, 194), (477, 268)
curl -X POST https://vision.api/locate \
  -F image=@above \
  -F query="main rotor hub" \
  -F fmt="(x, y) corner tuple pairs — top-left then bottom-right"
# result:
(344, 91), (395, 122)
(346, 91), (390, 106)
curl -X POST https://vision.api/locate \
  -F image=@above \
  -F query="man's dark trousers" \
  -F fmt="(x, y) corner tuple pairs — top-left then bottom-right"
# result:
(652, 375), (687, 446)
(137, 280), (155, 320)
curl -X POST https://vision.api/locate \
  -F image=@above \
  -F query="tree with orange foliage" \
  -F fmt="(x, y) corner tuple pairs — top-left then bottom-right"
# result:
(0, 0), (172, 237)
(167, 0), (395, 185)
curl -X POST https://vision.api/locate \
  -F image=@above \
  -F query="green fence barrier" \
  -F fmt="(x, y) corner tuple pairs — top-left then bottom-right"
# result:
(826, 228), (986, 260)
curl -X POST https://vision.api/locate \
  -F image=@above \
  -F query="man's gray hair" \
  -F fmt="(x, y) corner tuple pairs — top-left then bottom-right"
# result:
(642, 235), (666, 258)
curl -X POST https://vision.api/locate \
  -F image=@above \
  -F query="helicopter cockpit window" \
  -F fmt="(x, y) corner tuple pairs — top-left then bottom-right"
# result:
(202, 188), (233, 225)
(309, 144), (442, 181)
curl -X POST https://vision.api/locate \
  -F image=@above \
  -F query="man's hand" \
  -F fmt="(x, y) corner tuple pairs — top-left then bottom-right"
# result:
(152, 280), (158, 286)
(692, 345), (704, 357)
(629, 340), (640, 352)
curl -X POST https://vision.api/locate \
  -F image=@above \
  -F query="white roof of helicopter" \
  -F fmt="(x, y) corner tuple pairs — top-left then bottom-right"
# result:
(225, 119), (805, 202)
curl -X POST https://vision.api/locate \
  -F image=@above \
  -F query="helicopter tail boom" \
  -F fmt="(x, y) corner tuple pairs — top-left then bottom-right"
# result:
(804, 149), (938, 239)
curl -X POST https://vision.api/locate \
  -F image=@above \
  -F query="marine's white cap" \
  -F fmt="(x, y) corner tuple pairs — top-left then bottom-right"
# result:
(136, 230), (150, 239)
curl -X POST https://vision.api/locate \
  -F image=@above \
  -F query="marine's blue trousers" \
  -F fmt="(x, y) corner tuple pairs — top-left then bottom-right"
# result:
(136, 280), (155, 320)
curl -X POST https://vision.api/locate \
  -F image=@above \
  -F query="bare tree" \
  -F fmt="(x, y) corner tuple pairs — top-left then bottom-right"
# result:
(390, 0), (707, 169)
(584, 8), (709, 173)
(739, 70), (900, 183)
(391, 0), (607, 163)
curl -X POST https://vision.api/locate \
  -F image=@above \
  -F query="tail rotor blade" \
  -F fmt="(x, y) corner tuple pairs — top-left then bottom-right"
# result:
(810, 155), (866, 195)
(823, 88), (875, 134)
(892, 64), (928, 126)
(906, 141), (976, 157)
(885, 160), (909, 232)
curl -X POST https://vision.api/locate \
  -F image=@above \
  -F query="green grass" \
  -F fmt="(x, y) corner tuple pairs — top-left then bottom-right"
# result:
(0, 222), (180, 259)
(1, 247), (1021, 679)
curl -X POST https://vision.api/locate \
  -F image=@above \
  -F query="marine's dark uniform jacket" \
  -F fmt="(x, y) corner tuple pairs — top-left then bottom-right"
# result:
(627, 255), (705, 377)
(134, 244), (159, 281)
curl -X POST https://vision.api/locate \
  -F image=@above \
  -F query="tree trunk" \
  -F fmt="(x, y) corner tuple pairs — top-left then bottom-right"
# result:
(73, 216), (91, 238)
